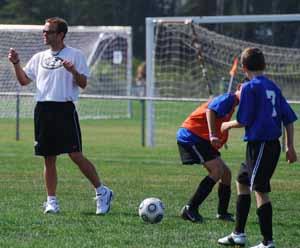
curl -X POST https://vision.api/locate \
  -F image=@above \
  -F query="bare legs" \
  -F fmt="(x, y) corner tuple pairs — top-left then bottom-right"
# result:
(69, 152), (101, 188)
(43, 152), (101, 196)
(204, 157), (232, 185)
(44, 156), (57, 196)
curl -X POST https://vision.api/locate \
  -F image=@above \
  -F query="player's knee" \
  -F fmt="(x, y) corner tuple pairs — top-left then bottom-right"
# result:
(69, 152), (84, 163)
(255, 191), (269, 202)
(44, 156), (56, 167)
(221, 172), (232, 185)
(223, 166), (232, 179)
(210, 165), (223, 180)
(237, 182), (250, 194)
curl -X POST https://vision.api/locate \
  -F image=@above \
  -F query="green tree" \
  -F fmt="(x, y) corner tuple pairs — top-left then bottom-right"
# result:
(2, 0), (300, 57)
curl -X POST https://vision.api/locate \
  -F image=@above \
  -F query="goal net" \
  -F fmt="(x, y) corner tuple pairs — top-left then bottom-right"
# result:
(0, 25), (132, 119)
(146, 15), (300, 147)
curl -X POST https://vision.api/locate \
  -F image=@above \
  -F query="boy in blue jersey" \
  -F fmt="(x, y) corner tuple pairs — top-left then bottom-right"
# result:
(218, 47), (298, 248)
(176, 83), (243, 223)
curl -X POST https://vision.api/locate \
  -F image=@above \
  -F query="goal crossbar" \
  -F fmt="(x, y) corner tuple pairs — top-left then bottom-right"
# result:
(149, 14), (300, 24)
(0, 24), (131, 33)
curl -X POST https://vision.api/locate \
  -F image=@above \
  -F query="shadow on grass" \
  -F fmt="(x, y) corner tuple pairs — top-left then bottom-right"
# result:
(79, 211), (137, 217)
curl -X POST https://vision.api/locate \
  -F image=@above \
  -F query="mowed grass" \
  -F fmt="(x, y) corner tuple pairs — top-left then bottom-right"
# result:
(0, 103), (300, 248)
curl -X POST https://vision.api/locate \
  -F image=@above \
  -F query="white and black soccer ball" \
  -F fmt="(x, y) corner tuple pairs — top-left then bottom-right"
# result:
(138, 197), (165, 224)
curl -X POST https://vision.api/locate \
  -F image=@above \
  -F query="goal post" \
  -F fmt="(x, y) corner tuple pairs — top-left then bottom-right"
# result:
(145, 14), (300, 147)
(146, 18), (156, 147)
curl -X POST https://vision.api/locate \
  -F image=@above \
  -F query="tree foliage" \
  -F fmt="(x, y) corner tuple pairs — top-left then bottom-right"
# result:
(1, 0), (300, 58)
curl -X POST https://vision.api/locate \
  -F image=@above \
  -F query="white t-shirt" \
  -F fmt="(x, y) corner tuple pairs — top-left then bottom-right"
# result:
(24, 46), (89, 102)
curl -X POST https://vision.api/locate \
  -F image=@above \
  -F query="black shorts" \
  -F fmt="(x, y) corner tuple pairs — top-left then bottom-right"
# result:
(177, 137), (220, 165)
(237, 139), (280, 193)
(34, 101), (82, 156)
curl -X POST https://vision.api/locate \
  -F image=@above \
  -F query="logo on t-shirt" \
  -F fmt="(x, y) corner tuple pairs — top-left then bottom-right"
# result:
(41, 56), (64, 70)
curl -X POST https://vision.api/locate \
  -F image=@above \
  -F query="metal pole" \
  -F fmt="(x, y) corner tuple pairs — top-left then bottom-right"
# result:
(141, 99), (145, 146)
(146, 18), (155, 147)
(16, 93), (20, 141)
(127, 27), (133, 118)
(151, 14), (300, 24)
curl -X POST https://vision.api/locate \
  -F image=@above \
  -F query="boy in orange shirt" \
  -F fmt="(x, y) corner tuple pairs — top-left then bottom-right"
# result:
(177, 83), (243, 223)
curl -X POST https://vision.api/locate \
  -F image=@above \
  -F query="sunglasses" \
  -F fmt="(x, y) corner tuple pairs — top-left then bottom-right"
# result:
(42, 30), (58, 35)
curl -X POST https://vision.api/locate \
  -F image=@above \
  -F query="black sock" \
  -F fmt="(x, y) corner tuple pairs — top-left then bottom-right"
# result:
(218, 183), (231, 214)
(235, 194), (251, 233)
(188, 176), (216, 210)
(257, 202), (273, 243)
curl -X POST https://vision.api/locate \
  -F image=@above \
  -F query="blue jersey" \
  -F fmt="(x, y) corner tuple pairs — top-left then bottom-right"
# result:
(177, 93), (237, 145)
(237, 75), (297, 141)
(208, 93), (236, 118)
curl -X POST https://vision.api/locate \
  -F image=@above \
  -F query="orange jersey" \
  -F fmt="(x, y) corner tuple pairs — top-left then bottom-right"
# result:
(182, 94), (237, 148)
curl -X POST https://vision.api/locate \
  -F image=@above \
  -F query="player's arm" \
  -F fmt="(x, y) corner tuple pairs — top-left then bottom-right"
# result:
(8, 48), (31, 86)
(221, 120), (243, 133)
(62, 60), (87, 89)
(206, 109), (221, 149)
(206, 109), (217, 136)
(279, 93), (298, 164)
(72, 69), (87, 89)
(285, 123), (297, 164)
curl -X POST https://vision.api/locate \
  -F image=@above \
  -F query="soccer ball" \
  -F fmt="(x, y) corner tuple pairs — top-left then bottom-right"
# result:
(138, 197), (165, 224)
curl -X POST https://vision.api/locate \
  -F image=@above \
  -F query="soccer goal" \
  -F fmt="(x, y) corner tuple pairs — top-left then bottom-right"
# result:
(145, 14), (300, 147)
(0, 25), (132, 123)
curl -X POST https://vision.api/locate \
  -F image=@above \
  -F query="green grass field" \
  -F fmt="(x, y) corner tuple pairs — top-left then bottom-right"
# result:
(0, 102), (299, 248)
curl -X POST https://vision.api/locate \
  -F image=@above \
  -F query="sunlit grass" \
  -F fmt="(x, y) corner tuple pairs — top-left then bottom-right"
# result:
(0, 102), (299, 247)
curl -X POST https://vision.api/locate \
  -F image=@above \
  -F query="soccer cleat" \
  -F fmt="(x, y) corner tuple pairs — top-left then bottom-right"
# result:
(180, 205), (203, 223)
(95, 186), (113, 215)
(250, 241), (275, 248)
(43, 200), (60, 214)
(218, 232), (246, 246)
(216, 212), (235, 222)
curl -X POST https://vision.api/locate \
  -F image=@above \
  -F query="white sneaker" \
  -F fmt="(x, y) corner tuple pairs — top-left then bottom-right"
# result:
(218, 232), (246, 246)
(95, 186), (113, 215)
(43, 200), (60, 214)
(250, 241), (275, 248)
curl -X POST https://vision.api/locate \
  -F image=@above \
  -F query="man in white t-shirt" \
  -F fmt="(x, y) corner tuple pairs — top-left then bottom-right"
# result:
(8, 17), (113, 215)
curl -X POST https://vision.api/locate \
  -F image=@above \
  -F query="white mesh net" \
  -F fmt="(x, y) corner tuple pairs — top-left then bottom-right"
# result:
(147, 19), (300, 146)
(153, 22), (300, 99)
(0, 25), (132, 119)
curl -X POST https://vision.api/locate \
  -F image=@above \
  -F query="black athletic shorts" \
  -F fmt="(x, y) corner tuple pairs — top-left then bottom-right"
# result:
(34, 101), (82, 156)
(177, 137), (220, 165)
(237, 139), (280, 193)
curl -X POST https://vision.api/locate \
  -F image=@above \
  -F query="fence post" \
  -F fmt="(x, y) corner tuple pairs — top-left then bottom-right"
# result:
(16, 92), (20, 141)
